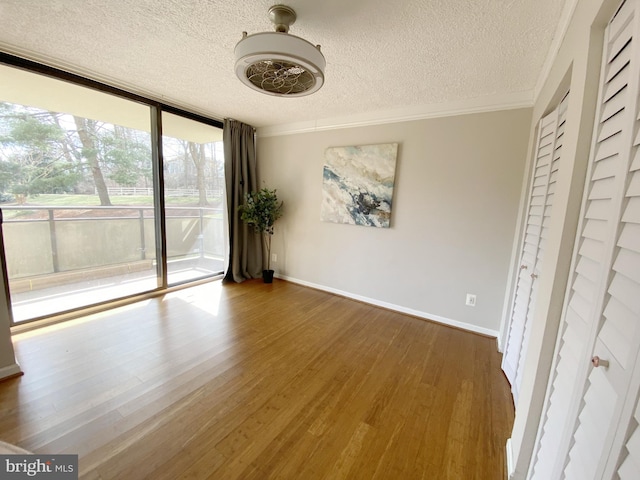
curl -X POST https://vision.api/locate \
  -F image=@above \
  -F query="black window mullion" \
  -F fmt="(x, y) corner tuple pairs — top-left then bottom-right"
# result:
(150, 106), (168, 289)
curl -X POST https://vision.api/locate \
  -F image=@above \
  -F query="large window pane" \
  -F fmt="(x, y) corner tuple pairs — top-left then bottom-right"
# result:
(162, 113), (226, 285)
(0, 65), (159, 322)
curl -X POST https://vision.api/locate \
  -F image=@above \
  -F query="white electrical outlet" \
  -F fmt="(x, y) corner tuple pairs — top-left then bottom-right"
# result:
(466, 294), (477, 307)
(271, 253), (277, 263)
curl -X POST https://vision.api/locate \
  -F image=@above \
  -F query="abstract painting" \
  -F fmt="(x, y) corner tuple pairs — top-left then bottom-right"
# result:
(321, 143), (398, 228)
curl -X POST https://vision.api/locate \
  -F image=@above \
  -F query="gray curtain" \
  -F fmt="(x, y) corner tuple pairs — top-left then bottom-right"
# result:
(222, 119), (262, 283)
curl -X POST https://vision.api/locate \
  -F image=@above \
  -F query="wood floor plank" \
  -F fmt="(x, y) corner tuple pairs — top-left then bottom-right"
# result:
(0, 279), (514, 479)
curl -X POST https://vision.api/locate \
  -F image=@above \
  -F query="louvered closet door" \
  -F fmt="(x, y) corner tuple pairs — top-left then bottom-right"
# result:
(516, 95), (569, 397)
(529, 1), (640, 478)
(609, 76), (640, 478)
(615, 354), (640, 479)
(502, 96), (568, 401)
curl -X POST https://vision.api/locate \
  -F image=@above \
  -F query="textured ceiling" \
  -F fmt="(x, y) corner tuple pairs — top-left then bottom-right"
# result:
(0, 0), (569, 131)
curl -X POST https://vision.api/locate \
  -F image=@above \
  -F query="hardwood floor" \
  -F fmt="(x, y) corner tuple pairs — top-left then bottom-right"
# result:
(0, 279), (514, 479)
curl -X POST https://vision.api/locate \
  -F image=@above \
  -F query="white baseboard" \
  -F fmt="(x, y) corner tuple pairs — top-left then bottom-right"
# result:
(0, 363), (22, 381)
(277, 274), (499, 338)
(506, 438), (515, 479)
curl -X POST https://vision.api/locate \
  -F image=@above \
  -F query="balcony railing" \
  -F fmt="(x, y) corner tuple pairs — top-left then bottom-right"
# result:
(102, 187), (224, 197)
(0, 205), (226, 323)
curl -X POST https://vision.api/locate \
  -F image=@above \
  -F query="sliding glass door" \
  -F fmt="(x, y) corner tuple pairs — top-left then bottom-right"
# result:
(162, 113), (226, 285)
(0, 63), (225, 323)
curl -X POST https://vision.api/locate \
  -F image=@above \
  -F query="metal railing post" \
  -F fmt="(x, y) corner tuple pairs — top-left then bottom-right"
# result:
(139, 208), (146, 260)
(48, 209), (59, 272)
(199, 208), (204, 259)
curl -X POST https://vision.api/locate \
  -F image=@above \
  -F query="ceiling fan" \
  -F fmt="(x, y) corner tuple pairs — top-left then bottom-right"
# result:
(234, 5), (326, 97)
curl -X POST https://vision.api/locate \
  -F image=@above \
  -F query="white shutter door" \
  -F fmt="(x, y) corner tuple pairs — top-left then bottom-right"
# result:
(514, 94), (570, 397)
(563, 1), (640, 477)
(503, 96), (567, 400)
(617, 395), (640, 479)
(592, 29), (640, 480)
(615, 354), (640, 479)
(611, 92), (640, 480)
(529, 1), (640, 478)
(502, 111), (555, 389)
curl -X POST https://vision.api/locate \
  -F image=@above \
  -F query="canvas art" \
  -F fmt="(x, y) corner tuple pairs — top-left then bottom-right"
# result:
(321, 143), (398, 228)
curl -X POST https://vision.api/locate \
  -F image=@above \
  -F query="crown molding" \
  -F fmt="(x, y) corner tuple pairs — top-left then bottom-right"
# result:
(533, 0), (580, 103)
(257, 90), (534, 137)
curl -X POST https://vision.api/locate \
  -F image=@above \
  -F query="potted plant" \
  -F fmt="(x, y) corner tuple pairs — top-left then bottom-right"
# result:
(239, 188), (283, 283)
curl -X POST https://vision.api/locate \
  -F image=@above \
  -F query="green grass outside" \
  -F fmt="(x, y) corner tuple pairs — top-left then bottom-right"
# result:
(1, 194), (224, 219)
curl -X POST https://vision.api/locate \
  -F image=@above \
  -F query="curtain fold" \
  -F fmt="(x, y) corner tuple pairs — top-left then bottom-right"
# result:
(222, 119), (262, 283)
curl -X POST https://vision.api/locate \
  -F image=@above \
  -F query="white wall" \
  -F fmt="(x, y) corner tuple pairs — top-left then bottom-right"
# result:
(257, 108), (532, 335)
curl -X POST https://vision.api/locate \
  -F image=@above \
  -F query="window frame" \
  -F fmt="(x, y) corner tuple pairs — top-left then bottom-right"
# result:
(0, 52), (225, 327)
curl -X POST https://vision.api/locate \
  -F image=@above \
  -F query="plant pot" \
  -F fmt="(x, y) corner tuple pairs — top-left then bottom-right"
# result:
(262, 270), (274, 284)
